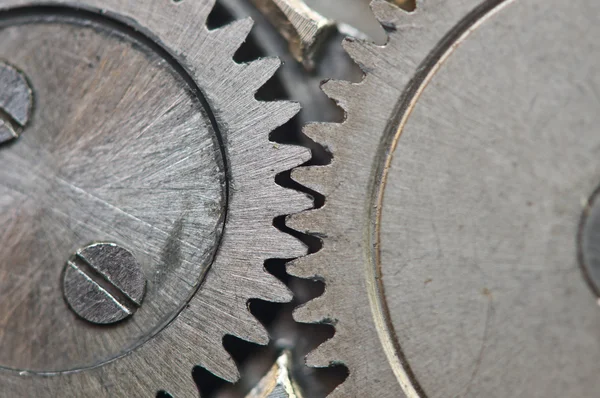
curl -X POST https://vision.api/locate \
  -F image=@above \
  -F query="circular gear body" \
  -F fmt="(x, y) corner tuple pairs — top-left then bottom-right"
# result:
(0, 0), (311, 396)
(290, 0), (600, 397)
(0, 10), (226, 373)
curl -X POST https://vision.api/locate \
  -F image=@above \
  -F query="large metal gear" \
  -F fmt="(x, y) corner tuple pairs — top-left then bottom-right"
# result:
(290, 0), (600, 396)
(0, 0), (311, 396)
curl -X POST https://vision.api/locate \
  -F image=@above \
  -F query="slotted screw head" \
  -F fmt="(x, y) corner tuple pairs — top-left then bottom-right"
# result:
(63, 243), (147, 325)
(0, 60), (33, 144)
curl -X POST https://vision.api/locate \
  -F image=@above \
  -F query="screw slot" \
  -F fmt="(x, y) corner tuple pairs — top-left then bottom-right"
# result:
(0, 61), (33, 145)
(63, 243), (147, 325)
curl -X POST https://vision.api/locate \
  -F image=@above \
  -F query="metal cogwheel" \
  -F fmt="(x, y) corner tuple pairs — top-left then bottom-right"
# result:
(0, 0), (311, 396)
(290, 0), (600, 397)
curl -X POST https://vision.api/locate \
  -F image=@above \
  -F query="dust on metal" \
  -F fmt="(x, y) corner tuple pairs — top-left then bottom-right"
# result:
(0, 61), (32, 144)
(63, 243), (146, 325)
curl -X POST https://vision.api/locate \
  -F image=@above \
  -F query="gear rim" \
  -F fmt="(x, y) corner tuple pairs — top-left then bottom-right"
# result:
(0, 0), (312, 396)
(0, 8), (228, 374)
(289, 0), (600, 396)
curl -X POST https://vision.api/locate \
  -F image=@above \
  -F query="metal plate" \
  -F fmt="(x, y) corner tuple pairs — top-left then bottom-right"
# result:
(0, 11), (226, 373)
(378, 1), (600, 396)
(0, 0), (312, 395)
(289, 0), (600, 396)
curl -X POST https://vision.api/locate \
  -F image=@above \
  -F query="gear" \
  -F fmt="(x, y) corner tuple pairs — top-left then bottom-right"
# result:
(290, 0), (600, 397)
(0, 0), (311, 396)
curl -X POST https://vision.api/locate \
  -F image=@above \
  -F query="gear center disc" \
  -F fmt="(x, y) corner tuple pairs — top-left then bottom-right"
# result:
(0, 10), (226, 373)
(374, 1), (600, 396)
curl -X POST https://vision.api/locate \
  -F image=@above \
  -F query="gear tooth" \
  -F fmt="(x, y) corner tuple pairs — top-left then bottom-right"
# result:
(200, 342), (241, 383)
(236, 322), (270, 350)
(303, 123), (342, 153)
(117, 338), (200, 397)
(229, 309), (271, 345)
(261, 100), (301, 131)
(178, 305), (241, 382)
(327, 382), (353, 398)
(193, 0), (217, 25)
(293, 294), (332, 324)
(251, 270), (294, 303)
(243, 182), (312, 219)
(271, 228), (310, 258)
(321, 80), (356, 111)
(241, 57), (282, 93)
(279, 187), (314, 215)
(287, 251), (326, 279)
(305, 337), (341, 368)
(371, 0), (410, 28)
(269, 143), (311, 173)
(209, 17), (254, 58)
(291, 165), (333, 195)
(343, 36), (382, 71)
(235, 100), (299, 137)
(247, 224), (307, 258)
(225, 100), (300, 144)
(286, 208), (324, 234)
(191, 286), (272, 347)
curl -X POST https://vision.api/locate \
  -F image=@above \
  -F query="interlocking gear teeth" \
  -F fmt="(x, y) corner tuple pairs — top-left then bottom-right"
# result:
(301, 122), (342, 154)
(371, 0), (413, 26)
(0, 0), (313, 395)
(287, 0), (494, 397)
(291, 0), (600, 396)
(291, 166), (333, 196)
(188, 26), (312, 382)
(286, 207), (323, 235)
(163, 16), (313, 389)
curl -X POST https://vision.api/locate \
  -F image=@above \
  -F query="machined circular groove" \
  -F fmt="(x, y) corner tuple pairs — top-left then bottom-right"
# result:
(289, 0), (600, 396)
(0, 6), (227, 375)
(371, 1), (514, 395)
(0, 0), (311, 396)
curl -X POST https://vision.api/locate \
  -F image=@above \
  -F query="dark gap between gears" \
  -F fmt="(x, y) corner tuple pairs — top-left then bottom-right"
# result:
(198, 5), (289, 397)
(399, 0), (417, 11)
(194, 363), (229, 396)
(193, 2), (348, 397)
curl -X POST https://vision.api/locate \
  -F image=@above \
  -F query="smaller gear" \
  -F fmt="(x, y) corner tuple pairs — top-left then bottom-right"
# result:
(0, 0), (311, 396)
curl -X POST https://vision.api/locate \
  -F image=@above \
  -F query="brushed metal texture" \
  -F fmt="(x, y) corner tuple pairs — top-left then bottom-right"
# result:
(289, 0), (600, 396)
(63, 243), (147, 325)
(0, 0), (311, 396)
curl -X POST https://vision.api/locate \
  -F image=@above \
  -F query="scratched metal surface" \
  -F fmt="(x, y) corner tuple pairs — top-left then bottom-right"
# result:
(0, 16), (225, 373)
(0, 0), (311, 396)
(289, 0), (600, 396)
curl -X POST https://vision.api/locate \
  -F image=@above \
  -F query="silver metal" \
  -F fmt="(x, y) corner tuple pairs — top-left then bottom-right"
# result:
(0, 0), (311, 396)
(290, 0), (600, 397)
(63, 243), (146, 325)
(251, 0), (336, 70)
(0, 14), (226, 375)
(0, 60), (32, 143)
(246, 351), (302, 398)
